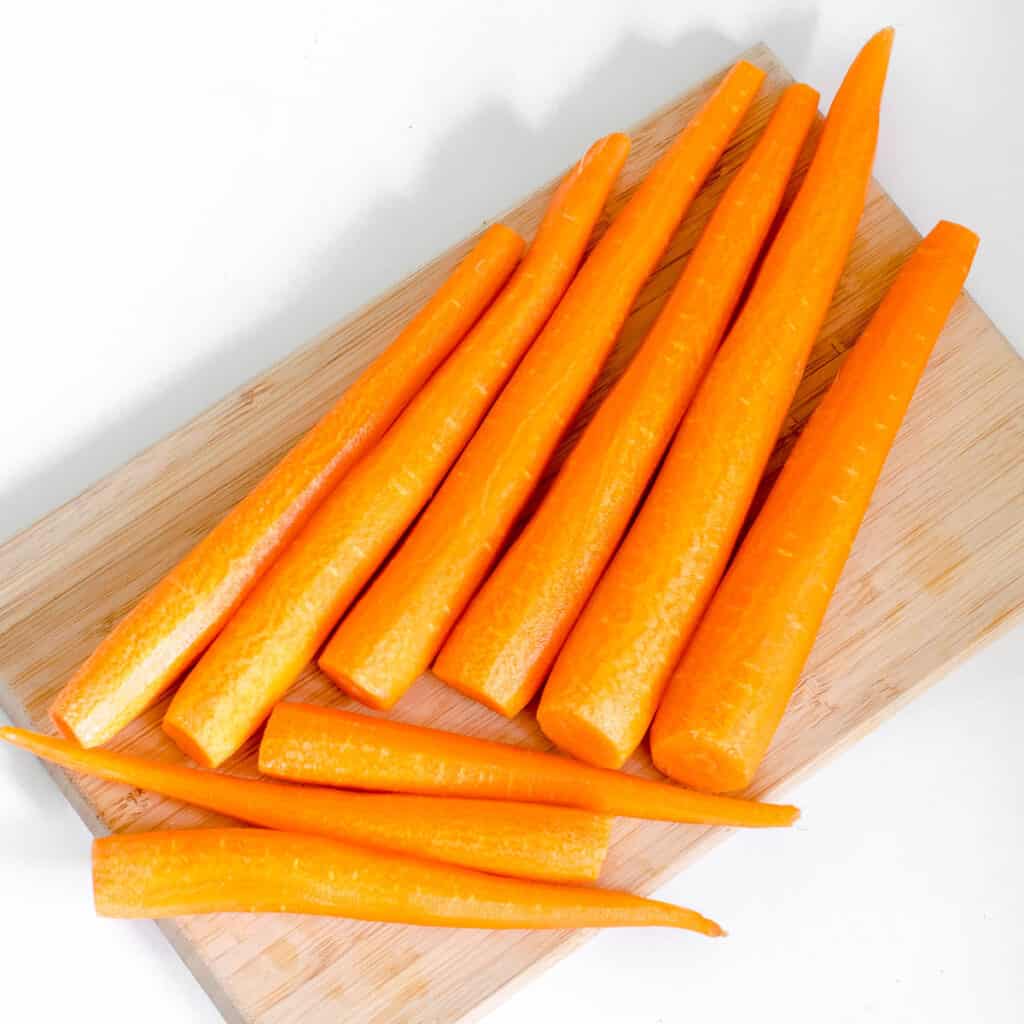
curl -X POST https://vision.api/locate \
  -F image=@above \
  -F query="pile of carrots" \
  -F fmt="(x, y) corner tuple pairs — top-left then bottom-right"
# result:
(6, 27), (979, 939)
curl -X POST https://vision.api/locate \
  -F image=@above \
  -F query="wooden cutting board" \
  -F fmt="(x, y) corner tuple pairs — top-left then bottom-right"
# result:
(1, 44), (1022, 1024)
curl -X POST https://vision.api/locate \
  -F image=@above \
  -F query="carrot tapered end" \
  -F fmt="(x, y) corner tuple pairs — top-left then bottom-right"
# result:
(827, 27), (895, 123)
(862, 26), (895, 66)
(682, 909), (727, 938)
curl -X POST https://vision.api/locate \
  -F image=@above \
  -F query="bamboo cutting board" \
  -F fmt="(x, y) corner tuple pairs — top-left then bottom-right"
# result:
(1, 45), (1022, 1024)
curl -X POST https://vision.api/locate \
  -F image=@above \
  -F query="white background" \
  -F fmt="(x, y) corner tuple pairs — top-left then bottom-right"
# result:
(1, 2), (1021, 1022)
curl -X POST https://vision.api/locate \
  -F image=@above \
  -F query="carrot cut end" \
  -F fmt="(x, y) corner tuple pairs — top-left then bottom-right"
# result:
(744, 802), (800, 828)
(49, 705), (87, 746)
(318, 657), (399, 712)
(584, 132), (632, 166)
(431, 664), (521, 719)
(161, 717), (219, 769)
(651, 732), (754, 795)
(537, 705), (630, 771)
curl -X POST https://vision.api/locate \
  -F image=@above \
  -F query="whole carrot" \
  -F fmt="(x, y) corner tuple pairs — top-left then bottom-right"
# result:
(49, 224), (523, 748)
(540, 29), (895, 771)
(161, 134), (630, 768)
(320, 61), (766, 710)
(258, 703), (799, 828)
(436, 83), (819, 718)
(651, 221), (979, 792)
(0, 725), (611, 882)
(94, 828), (723, 934)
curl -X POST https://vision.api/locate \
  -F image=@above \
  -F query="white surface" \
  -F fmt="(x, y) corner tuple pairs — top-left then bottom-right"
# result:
(0, 2), (1020, 1022)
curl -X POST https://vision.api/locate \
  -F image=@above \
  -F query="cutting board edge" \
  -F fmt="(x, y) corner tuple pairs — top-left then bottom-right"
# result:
(5, 573), (1020, 1024)
(0, 42), (781, 566)
(2, 40), (1021, 1024)
(458, 587), (1024, 1024)
(0, 687), (246, 1023)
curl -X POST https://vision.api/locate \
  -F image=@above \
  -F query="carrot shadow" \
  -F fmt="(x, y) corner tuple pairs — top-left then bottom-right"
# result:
(0, 13), (817, 546)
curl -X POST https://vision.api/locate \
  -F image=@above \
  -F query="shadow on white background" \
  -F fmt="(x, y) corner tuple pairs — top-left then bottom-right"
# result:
(0, 11), (819, 542)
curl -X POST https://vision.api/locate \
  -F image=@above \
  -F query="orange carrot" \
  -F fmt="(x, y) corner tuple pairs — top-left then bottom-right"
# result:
(258, 703), (799, 828)
(161, 136), (631, 768)
(651, 221), (979, 792)
(436, 84), (819, 719)
(0, 726), (610, 882)
(48, 225), (523, 749)
(94, 828), (723, 933)
(320, 61), (766, 710)
(538, 29), (895, 771)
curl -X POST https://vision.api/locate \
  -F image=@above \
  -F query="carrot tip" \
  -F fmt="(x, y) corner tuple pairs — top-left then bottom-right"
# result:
(691, 914), (726, 938)
(869, 27), (896, 59)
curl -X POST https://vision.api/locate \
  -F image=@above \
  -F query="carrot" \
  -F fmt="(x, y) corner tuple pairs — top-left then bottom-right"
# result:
(436, 84), (819, 719)
(48, 225), (523, 749)
(161, 135), (631, 768)
(319, 61), (766, 710)
(651, 221), (979, 792)
(0, 726), (611, 882)
(258, 702), (799, 828)
(94, 828), (722, 933)
(538, 29), (895, 771)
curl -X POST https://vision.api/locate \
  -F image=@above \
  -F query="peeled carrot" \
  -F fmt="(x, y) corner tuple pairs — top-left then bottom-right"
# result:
(437, 83), (819, 719)
(48, 225), (523, 749)
(0, 726), (610, 882)
(258, 703), (799, 828)
(161, 134), (631, 768)
(539, 29), (895, 771)
(651, 221), (979, 792)
(94, 828), (723, 934)
(320, 61), (766, 710)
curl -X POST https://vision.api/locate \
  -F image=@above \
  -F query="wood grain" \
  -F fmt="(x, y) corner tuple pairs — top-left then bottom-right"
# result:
(2, 45), (1022, 1024)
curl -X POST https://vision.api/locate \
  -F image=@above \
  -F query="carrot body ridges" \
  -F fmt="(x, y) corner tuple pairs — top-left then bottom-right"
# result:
(161, 133), (631, 767)
(93, 829), (723, 934)
(49, 224), (524, 748)
(437, 82), (820, 720)
(651, 220), (978, 792)
(0, 725), (610, 882)
(321, 61), (767, 711)
(258, 703), (799, 828)
(537, 29), (894, 770)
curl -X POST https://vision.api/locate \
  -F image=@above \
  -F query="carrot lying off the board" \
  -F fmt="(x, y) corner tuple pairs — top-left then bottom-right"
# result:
(162, 134), (631, 768)
(48, 224), (524, 749)
(258, 703), (799, 828)
(539, 29), (895, 771)
(0, 726), (610, 882)
(93, 828), (723, 933)
(319, 60), (766, 710)
(436, 83), (819, 718)
(651, 221), (979, 792)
